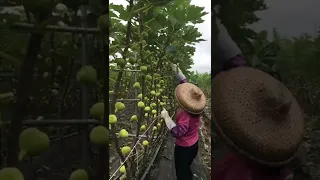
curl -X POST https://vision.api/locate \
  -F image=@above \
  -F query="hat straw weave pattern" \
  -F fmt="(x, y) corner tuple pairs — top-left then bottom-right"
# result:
(212, 67), (304, 166)
(175, 83), (206, 114)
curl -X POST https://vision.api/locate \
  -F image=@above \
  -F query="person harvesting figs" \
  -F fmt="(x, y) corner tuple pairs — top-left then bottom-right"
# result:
(211, 12), (304, 180)
(160, 64), (206, 180)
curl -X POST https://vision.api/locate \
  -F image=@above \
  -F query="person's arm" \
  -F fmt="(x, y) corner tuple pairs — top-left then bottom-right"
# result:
(170, 110), (189, 138)
(171, 64), (188, 84)
(215, 17), (247, 71)
(161, 109), (189, 138)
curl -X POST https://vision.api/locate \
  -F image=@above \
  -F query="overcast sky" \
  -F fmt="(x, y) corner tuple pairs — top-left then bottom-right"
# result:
(109, 0), (211, 74)
(109, 0), (320, 74)
(188, 0), (211, 73)
(251, 0), (320, 38)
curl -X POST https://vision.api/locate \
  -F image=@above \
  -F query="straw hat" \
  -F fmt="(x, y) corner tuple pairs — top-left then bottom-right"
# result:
(175, 83), (206, 114)
(212, 67), (304, 166)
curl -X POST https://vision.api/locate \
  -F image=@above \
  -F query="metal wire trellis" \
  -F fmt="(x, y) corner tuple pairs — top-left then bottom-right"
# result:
(0, 9), (107, 179)
(108, 66), (177, 179)
(1, 13), (179, 180)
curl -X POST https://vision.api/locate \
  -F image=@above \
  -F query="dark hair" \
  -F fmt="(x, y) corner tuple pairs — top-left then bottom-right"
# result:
(190, 112), (201, 117)
(180, 108), (201, 117)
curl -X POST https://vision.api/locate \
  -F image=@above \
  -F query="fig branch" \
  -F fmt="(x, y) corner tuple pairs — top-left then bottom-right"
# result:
(128, 4), (151, 176)
(133, 9), (146, 146)
(6, 16), (48, 166)
(96, 16), (109, 180)
(109, 0), (135, 179)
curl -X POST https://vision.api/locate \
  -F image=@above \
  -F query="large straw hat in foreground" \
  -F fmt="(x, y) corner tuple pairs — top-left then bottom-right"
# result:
(212, 67), (304, 166)
(175, 83), (206, 114)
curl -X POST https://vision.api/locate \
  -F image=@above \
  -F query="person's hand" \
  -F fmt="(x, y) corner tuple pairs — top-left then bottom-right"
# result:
(161, 108), (176, 130)
(170, 63), (186, 82)
(161, 108), (170, 120)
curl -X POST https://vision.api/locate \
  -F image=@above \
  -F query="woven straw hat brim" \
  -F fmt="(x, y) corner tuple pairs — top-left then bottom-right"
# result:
(212, 115), (303, 166)
(175, 83), (206, 115)
(212, 67), (304, 166)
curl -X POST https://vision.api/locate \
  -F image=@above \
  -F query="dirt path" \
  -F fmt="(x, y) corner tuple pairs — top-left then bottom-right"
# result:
(297, 116), (320, 180)
(200, 102), (211, 174)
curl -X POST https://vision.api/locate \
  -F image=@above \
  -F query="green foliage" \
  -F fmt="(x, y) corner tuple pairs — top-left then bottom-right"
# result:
(188, 71), (210, 98)
(214, 0), (267, 56)
(109, 1), (207, 74)
(109, 1), (208, 179)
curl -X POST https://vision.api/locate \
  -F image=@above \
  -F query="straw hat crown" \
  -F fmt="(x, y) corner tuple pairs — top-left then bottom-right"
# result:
(212, 67), (304, 166)
(175, 83), (206, 114)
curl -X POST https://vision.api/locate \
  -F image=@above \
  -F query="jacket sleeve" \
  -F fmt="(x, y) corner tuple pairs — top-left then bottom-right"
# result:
(221, 54), (247, 71)
(170, 111), (189, 138)
(179, 78), (188, 84)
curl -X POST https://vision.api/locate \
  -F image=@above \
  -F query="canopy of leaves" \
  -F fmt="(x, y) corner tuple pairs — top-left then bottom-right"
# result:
(188, 71), (210, 98)
(109, 0), (207, 77)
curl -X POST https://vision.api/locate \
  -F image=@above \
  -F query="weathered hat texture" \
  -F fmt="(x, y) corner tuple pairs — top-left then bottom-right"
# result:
(212, 67), (304, 166)
(175, 83), (206, 114)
